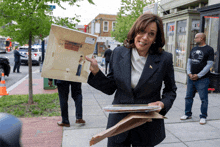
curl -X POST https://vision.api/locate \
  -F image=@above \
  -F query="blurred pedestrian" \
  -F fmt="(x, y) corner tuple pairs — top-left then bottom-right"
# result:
(48, 79), (85, 127)
(180, 33), (214, 125)
(13, 46), (25, 73)
(86, 13), (177, 147)
(104, 45), (112, 74)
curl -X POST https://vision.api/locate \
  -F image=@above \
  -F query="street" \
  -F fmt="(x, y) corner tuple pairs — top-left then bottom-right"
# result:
(0, 51), (40, 89)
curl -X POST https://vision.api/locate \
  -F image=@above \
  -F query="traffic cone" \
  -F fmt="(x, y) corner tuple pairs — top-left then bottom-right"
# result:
(0, 73), (8, 95)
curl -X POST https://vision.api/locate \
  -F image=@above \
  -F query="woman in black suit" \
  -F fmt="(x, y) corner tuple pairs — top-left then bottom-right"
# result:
(86, 13), (177, 147)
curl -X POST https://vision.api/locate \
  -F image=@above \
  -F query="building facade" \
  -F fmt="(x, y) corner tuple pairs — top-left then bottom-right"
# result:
(86, 14), (121, 56)
(160, 0), (209, 84)
(197, 0), (220, 92)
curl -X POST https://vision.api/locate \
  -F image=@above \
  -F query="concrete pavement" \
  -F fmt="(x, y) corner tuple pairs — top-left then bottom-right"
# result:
(64, 65), (220, 147)
(7, 68), (220, 147)
(64, 82), (220, 147)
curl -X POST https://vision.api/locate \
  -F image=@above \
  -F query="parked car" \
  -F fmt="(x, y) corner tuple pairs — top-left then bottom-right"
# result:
(19, 45), (42, 65)
(0, 56), (11, 79)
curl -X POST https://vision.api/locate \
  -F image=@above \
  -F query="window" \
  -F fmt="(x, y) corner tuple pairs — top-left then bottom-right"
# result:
(112, 21), (116, 31)
(175, 20), (187, 69)
(166, 22), (175, 54)
(95, 23), (100, 33)
(103, 21), (109, 32)
(190, 20), (200, 50)
(204, 15), (219, 73)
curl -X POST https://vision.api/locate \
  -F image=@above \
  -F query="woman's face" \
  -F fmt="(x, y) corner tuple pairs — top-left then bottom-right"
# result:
(134, 22), (157, 57)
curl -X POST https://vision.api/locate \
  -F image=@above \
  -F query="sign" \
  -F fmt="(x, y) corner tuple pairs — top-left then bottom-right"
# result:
(49, 5), (56, 10)
(191, 20), (200, 30)
(167, 22), (175, 36)
(143, 3), (158, 14)
(177, 20), (187, 33)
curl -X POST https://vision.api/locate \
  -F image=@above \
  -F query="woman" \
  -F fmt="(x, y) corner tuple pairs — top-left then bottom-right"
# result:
(86, 13), (177, 147)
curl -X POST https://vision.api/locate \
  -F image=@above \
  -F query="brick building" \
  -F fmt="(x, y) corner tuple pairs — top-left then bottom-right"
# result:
(75, 25), (85, 32)
(86, 14), (121, 56)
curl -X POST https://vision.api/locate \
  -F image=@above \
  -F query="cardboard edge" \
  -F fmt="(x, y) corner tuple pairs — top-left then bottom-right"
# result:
(89, 112), (166, 146)
(51, 24), (98, 38)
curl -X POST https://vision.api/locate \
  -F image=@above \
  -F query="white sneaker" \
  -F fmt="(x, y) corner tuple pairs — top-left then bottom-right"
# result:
(200, 118), (206, 125)
(180, 115), (192, 120)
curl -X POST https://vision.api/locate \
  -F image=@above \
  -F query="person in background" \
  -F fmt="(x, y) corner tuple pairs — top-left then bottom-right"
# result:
(104, 45), (112, 74)
(13, 46), (25, 73)
(86, 13), (177, 147)
(180, 33), (214, 125)
(48, 79), (85, 127)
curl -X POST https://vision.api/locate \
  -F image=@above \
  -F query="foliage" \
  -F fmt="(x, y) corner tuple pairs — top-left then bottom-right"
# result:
(0, 0), (94, 45)
(0, 0), (94, 104)
(111, 0), (155, 43)
(0, 93), (61, 117)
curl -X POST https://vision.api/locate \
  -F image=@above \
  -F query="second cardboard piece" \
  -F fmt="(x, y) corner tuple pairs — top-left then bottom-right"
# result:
(90, 112), (166, 146)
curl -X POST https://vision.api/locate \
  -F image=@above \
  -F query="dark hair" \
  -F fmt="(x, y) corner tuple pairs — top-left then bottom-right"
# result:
(80, 55), (83, 57)
(108, 45), (110, 48)
(124, 13), (165, 55)
(117, 44), (120, 47)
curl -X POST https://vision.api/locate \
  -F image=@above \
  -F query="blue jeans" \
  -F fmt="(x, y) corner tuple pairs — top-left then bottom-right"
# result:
(57, 81), (83, 124)
(13, 61), (21, 72)
(185, 77), (209, 118)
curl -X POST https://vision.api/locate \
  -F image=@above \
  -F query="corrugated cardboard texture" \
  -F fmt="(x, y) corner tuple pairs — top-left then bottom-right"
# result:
(41, 25), (97, 83)
(90, 112), (166, 146)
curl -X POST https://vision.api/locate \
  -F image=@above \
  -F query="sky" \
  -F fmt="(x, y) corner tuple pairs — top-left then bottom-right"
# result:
(52, 0), (122, 25)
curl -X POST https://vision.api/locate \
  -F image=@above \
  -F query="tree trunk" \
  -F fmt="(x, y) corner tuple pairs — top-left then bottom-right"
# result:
(28, 32), (33, 105)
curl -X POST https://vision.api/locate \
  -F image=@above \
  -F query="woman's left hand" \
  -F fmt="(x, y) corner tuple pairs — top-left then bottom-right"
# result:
(148, 101), (164, 112)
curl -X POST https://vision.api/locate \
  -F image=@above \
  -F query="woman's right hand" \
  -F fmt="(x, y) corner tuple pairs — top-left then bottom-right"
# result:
(85, 56), (100, 76)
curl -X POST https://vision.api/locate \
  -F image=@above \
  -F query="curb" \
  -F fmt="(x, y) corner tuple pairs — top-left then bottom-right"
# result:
(0, 69), (40, 98)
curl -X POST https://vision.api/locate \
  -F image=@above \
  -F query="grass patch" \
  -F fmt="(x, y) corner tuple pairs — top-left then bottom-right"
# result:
(0, 93), (61, 118)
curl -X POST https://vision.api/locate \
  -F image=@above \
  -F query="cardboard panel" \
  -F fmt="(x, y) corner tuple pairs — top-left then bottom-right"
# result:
(41, 25), (97, 83)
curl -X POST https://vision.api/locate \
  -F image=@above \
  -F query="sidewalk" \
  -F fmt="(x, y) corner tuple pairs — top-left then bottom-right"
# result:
(8, 69), (220, 147)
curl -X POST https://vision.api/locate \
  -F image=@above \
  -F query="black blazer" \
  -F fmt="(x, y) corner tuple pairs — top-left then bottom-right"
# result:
(14, 50), (25, 62)
(88, 46), (177, 146)
(104, 49), (112, 62)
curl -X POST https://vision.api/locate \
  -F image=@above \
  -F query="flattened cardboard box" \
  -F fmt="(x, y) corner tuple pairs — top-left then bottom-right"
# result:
(90, 112), (166, 146)
(41, 24), (97, 83)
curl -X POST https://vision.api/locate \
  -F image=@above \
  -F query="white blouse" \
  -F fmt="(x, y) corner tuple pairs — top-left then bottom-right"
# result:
(131, 48), (148, 89)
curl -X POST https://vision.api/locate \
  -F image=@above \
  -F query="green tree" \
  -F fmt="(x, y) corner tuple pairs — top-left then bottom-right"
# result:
(111, 0), (155, 43)
(0, 0), (94, 105)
